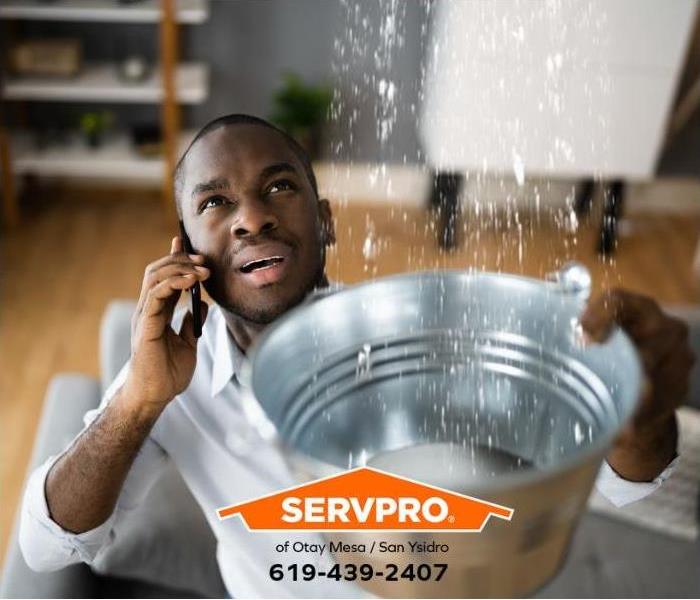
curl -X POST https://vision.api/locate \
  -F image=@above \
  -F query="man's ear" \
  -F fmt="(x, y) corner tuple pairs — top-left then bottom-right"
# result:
(318, 198), (336, 247)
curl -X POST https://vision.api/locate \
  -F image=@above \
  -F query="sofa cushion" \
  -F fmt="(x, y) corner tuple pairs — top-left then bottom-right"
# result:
(90, 461), (227, 599)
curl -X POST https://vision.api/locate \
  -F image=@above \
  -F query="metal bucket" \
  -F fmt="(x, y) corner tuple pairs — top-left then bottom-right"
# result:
(247, 268), (642, 597)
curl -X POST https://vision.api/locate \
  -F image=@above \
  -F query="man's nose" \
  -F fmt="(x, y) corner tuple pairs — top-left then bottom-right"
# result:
(231, 198), (279, 238)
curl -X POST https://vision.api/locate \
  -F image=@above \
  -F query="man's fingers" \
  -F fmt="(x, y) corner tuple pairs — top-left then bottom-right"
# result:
(171, 236), (186, 255)
(652, 346), (696, 408)
(143, 253), (207, 284)
(148, 274), (199, 303)
(144, 263), (210, 291)
(631, 350), (692, 430)
(141, 274), (201, 330)
(580, 288), (664, 343)
(580, 291), (619, 342)
(632, 319), (689, 372)
(179, 301), (209, 347)
(179, 310), (196, 347)
(582, 289), (688, 376)
(137, 252), (207, 312)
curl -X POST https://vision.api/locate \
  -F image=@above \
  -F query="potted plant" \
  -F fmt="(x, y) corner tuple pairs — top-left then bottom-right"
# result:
(79, 111), (114, 148)
(270, 72), (332, 160)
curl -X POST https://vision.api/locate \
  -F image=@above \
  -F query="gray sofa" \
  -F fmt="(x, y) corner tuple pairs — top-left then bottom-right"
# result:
(0, 301), (227, 599)
(1, 301), (700, 598)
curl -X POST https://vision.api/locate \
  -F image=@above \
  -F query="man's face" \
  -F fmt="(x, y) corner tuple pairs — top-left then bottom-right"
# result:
(180, 124), (334, 324)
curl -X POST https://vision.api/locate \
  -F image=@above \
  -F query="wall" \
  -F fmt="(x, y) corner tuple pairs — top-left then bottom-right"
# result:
(183, 0), (431, 163)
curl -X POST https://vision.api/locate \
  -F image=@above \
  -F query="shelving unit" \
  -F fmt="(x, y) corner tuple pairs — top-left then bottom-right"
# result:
(3, 62), (208, 103)
(0, 0), (208, 23)
(0, 0), (210, 227)
(11, 129), (196, 181)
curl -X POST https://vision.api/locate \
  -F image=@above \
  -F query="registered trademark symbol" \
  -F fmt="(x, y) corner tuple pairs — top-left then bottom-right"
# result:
(448, 515), (455, 523)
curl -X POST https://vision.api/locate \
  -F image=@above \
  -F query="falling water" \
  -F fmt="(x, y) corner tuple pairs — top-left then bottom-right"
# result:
(326, 0), (617, 477)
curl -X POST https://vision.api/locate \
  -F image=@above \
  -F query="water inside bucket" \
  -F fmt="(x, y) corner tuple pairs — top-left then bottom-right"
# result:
(367, 441), (534, 488)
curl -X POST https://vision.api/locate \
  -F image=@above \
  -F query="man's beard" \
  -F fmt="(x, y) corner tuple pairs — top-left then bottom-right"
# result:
(205, 260), (326, 325)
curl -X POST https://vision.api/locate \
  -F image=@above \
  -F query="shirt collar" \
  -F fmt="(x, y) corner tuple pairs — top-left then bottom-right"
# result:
(209, 280), (343, 398)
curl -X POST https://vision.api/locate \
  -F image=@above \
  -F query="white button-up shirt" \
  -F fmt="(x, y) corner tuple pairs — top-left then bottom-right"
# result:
(19, 291), (674, 598)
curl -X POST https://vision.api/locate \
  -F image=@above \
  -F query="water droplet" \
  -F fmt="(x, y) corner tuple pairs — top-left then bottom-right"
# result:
(356, 343), (372, 378)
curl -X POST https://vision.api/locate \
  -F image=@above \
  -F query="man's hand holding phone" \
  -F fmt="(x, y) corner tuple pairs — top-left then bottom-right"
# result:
(122, 236), (210, 415)
(44, 237), (210, 534)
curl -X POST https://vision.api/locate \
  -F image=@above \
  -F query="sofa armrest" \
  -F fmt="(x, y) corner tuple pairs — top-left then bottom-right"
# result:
(99, 300), (136, 394)
(0, 375), (102, 598)
(27, 375), (102, 467)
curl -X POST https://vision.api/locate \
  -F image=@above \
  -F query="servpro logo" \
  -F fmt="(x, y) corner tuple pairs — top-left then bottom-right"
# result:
(216, 466), (514, 532)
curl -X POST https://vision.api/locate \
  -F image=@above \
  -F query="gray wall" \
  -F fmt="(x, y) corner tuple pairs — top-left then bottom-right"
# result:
(184, 1), (342, 125)
(183, 0), (431, 163)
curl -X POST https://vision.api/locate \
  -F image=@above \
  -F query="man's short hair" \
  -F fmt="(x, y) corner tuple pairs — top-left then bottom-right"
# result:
(173, 113), (319, 216)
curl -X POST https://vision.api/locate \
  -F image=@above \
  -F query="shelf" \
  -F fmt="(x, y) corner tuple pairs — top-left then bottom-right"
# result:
(11, 129), (196, 181)
(0, 0), (209, 24)
(2, 62), (209, 104)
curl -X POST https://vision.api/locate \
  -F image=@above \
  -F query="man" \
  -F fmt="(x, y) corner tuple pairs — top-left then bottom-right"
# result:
(19, 114), (695, 597)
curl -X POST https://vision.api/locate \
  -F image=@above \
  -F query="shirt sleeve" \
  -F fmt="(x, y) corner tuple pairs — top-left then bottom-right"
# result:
(18, 362), (169, 572)
(594, 457), (678, 508)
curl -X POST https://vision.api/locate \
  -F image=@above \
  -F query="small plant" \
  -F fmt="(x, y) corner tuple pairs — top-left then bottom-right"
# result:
(270, 72), (332, 159)
(79, 111), (114, 148)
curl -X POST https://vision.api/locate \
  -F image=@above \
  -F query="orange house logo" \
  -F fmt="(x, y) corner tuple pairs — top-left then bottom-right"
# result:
(217, 467), (514, 532)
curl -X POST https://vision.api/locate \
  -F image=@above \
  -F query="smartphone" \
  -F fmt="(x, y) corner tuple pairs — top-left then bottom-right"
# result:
(178, 220), (202, 338)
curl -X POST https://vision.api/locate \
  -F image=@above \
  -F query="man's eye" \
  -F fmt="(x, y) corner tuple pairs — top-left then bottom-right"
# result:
(200, 196), (227, 211)
(267, 180), (296, 194)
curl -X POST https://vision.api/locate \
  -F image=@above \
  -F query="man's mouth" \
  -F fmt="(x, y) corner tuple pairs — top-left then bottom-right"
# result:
(234, 243), (293, 287)
(239, 256), (285, 273)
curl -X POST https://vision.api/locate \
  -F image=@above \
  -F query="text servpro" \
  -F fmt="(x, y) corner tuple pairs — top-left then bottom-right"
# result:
(281, 496), (449, 523)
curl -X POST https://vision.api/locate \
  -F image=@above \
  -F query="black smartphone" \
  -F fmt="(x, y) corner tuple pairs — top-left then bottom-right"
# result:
(178, 220), (202, 338)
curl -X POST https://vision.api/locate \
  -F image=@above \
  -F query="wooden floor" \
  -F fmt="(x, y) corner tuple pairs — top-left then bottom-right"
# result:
(1, 183), (699, 569)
